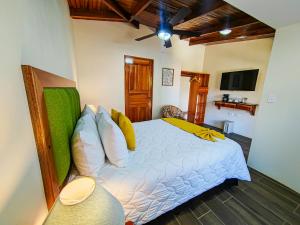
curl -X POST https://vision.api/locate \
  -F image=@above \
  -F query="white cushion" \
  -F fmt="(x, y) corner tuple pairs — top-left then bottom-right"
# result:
(81, 104), (97, 120)
(72, 114), (105, 176)
(96, 105), (110, 118)
(96, 113), (128, 167)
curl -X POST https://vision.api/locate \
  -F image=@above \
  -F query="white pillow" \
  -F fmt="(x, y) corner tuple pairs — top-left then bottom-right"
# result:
(96, 113), (128, 167)
(97, 105), (110, 118)
(81, 104), (97, 120)
(72, 114), (105, 176)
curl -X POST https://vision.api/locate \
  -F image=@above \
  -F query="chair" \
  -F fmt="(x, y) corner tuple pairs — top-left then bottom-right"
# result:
(161, 105), (186, 120)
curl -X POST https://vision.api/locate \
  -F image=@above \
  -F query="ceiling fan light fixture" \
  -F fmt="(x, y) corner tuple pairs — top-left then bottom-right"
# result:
(219, 28), (232, 36)
(157, 30), (172, 41)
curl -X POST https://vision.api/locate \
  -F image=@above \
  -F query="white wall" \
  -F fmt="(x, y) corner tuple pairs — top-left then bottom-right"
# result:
(179, 76), (191, 112)
(72, 20), (205, 118)
(0, 0), (76, 224)
(248, 23), (300, 193)
(202, 39), (273, 138)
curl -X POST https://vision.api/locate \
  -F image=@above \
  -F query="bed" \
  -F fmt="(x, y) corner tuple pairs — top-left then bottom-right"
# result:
(90, 119), (250, 224)
(22, 65), (250, 225)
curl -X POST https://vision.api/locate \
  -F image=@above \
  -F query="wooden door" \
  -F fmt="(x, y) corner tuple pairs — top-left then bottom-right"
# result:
(125, 55), (153, 122)
(182, 71), (209, 125)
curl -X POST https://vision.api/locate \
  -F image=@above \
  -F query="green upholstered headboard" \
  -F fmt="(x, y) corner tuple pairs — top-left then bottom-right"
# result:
(22, 65), (79, 209)
(44, 88), (81, 185)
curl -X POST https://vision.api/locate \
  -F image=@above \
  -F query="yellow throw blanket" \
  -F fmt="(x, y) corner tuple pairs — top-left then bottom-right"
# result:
(162, 118), (225, 142)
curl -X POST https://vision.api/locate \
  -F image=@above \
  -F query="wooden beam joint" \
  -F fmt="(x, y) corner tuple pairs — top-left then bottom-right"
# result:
(102, 0), (140, 29)
(130, 0), (154, 22)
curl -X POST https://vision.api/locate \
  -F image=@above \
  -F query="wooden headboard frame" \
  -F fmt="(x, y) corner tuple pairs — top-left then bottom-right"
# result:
(22, 65), (76, 209)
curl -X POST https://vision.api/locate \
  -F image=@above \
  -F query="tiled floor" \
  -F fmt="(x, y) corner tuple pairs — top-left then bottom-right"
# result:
(145, 168), (300, 225)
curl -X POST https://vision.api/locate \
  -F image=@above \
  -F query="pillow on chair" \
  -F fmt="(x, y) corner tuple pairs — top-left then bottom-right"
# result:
(96, 113), (128, 167)
(72, 113), (105, 176)
(161, 105), (185, 119)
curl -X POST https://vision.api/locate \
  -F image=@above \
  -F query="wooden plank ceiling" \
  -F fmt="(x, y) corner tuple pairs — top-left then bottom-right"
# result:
(67, 0), (275, 45)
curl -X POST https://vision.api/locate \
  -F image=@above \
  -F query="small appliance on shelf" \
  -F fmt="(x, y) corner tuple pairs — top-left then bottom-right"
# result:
(223, 95), (248, 104)
(241, 97), (248, 103)
(222, 94), (229, 102)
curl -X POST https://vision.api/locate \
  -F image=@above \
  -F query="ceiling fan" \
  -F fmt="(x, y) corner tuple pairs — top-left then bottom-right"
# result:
(135, 7), (201, 48)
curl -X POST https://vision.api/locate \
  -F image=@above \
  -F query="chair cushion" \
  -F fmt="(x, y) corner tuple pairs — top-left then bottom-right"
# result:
(161, 105), (184, 119)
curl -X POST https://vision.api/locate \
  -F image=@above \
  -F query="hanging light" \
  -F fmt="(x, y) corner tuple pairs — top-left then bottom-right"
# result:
(157, 21), (172, 41)
(157, 30), (172, 41)
(219, 28), (232, 36)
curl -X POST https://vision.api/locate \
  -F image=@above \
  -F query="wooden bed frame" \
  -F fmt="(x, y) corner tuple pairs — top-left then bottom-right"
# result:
(22, 65), (76, 209)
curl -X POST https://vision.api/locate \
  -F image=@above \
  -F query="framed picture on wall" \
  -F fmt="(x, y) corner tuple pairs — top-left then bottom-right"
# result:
(162, 68), (174, 86)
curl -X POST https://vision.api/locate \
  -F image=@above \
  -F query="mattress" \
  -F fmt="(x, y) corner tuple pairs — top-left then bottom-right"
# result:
(95, 119), (251, 224)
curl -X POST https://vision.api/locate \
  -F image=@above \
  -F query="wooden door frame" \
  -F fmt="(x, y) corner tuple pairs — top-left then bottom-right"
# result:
(124, 55), (154, 120)
(181, 71), (209, 124)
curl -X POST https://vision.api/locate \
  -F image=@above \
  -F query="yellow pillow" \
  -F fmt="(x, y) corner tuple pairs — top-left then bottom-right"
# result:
(111, 109), (120, 124)
(119, 113), (136, 150)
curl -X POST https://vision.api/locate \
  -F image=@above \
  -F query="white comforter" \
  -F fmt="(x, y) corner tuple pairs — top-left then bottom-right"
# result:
(96, 119), (250, 224)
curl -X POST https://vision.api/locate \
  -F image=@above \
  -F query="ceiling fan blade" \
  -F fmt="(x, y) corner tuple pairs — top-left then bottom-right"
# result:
(135, 33), (157, 41)
(173, 29), (201, 37)
(164, 39), (172, 48)
(168, 7), (191, 26)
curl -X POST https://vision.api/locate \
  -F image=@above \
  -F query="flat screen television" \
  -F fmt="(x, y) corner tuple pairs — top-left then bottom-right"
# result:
(220, 69), (259, 91)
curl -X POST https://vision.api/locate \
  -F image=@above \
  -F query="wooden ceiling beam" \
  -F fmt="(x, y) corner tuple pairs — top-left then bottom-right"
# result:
(129, 0), (154, 22)
(176, 0), (226, 26)
(70, 8), (125, 21)
(202, 33), (275, 46)
(180, 16), (258, 39)
(134, 10), (159, 28)
(67, 0), (276, 46)
(102, 0), (139, 29)
(189, 23), (275, 45)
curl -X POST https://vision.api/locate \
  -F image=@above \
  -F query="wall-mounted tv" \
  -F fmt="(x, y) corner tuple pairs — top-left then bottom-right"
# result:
(220, 69), (259, 91)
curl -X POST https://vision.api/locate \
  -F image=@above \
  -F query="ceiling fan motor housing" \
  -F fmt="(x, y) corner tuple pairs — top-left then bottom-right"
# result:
(157, 23), (173, 40)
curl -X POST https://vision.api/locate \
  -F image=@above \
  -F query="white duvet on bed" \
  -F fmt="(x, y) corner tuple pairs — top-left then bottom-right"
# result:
(95, 119), (250, 224)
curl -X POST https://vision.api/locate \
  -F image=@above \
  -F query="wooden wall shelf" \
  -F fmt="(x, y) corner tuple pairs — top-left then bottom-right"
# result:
(214, 101), (258, 115)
